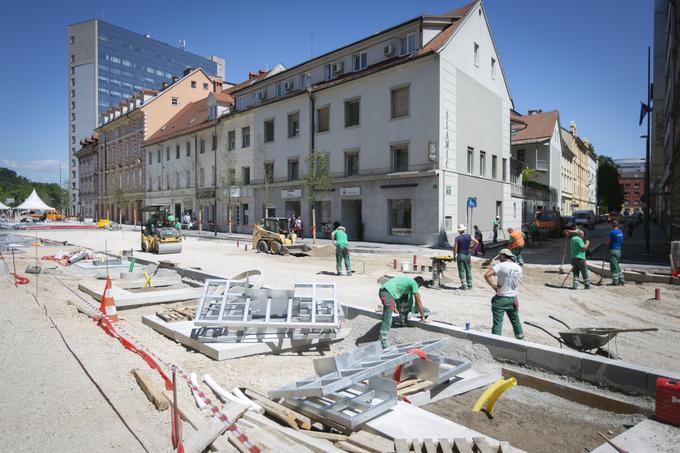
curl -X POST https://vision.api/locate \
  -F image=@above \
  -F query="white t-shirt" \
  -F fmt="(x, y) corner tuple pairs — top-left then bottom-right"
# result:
(492, 261), (522, 297)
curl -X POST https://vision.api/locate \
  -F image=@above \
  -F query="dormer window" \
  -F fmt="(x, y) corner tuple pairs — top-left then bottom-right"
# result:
(300, 72), (312, 89)
(353, 52), (367, 72)
(277, 81), (285, 97)
(325, 64), (334, 81)
(399, 33), (417, 56)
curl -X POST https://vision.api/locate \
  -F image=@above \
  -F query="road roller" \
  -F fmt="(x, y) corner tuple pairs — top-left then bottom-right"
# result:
(140, 205), (182, 254)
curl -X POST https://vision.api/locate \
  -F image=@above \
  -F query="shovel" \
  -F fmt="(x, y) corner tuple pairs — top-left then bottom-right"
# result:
(558, 239), (567, 274)
(595, 249), (608, 286)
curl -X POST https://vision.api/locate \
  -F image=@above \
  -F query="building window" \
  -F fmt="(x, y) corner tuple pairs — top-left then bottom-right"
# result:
(71, 78), (75, 86)
(186, 141), (191, 157)
(492, 155), (498, 179)
(176, 145), (180, 159)
(353, 52), (367, 71)
(148, 152), (152, 165)
(70, 55), (75, 63)
(325, 63), (339, 80)
(242, 167), (250, 185)
(277, 81), (285, 97)
(345, 151), (359, 176)
(491, 57), (497, 79)
(186, 170), (191, 187)
(264, 162), (274, 183)
(71, 113), (75, 121)
(389, 199), (412, 236)
(400, 33), (417, 56)
(502, 158), (507, 181)
(242, 127), (250, 148)
(200, 138), (205, 153)
(166, 147), (170, 161)
(300, 72), (311, 89)
(70, 36), (74, 45)
(175, 171), (180, 188)
(203, 82), (209, 90)
(227, 130), (236, 150)
(71, 101), (75, 109)
(480, 151), (486, 177)
(467, 147), (474, 174)
(211, 165), (216, 185)
(288, 159), (299, 181)
(517, 149), (525, 162)
(344, 98), (360, 127)
(390, 86), (409, 118)
(157, 149), (161, 163)
(71, 67), (75, 75)
(474, 42), (479, 66)
(71, 125), (75, 132)
(264, 119), (275, 142)
(199, 167), (205, 186)
(191, 81), (197, 88)
(287, 112), (300, 138)
(317, 105), (330, 132)
(212, 134), (217, 150)
(391, 144), (409, 173)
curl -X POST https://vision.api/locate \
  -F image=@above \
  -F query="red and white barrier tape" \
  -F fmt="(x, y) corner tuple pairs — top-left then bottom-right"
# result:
(49, 274), (260, 453)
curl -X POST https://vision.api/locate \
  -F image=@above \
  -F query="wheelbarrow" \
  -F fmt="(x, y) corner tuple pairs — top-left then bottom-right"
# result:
(524, 315), (658, 358)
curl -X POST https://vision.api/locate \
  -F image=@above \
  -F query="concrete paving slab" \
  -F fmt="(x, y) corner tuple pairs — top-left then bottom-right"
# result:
(78, 280), (202, 308)
(141, 315), (349, 361)
(111, 276), (182, 289)
(591, 419), (680, 453)
(364, 401), (525, 452)
(581, 354), (650, 395)
(406, 367), (502, 406)
(525, 342), (582, 378)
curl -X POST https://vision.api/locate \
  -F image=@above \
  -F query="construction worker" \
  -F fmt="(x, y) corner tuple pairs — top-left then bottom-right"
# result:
(378, 275), (428, 348)
(492, 216), (501, 243)
(331, 225), (351, 276)
(507, 227), (525, 266)
(473, 225), (484, 256)
(483, 248), (524, 339)
(453, 224), (478, 290)
(570, 230), (591, 289)
(606, 221), (625, 285)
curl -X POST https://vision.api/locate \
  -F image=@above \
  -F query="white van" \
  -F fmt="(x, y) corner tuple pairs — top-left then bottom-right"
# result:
(573, 210), (596, 229)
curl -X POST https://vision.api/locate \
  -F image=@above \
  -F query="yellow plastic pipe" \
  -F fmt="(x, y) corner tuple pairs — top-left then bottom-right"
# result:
(472, 377), (517, 415)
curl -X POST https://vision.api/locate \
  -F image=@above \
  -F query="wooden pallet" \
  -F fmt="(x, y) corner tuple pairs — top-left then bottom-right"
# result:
(157, 305), (196, 322)
(395, 437), (513, 453)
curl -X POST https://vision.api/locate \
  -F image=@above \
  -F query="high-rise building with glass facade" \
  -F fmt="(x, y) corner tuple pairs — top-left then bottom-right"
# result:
(67, 19), (223, 215)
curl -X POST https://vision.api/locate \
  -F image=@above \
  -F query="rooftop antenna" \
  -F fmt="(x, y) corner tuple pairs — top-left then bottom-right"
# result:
(179, 38), (186, 50)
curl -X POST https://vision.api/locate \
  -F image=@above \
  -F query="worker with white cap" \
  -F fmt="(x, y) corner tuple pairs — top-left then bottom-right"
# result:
(483, 248), (524, 339)
(492, 216), (501, 243)
(453, 224), (478, 290)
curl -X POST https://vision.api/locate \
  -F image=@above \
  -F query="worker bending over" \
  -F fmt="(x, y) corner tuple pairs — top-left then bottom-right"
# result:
(507, 227), (525, 266)
(331, 225), (351, 276)
(378, 276), (428, 348)
(453, 224), (478, 290)
(484, 249), (524, 339)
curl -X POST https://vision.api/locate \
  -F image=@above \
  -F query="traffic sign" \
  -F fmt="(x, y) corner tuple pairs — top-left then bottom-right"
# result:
(467, 197), (477, 209)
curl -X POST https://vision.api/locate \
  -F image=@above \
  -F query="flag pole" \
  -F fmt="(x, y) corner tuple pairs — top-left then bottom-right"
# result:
(645, 46), (651, 254)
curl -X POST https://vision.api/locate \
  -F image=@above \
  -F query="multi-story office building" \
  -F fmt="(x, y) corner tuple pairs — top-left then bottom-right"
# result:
(74, 133), (99, 219)
(226, 0), (519, 244)
(67, 19), (221, 216)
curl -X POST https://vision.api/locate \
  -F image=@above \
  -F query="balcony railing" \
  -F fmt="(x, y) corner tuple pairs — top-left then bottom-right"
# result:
(511, 184), (551, 201)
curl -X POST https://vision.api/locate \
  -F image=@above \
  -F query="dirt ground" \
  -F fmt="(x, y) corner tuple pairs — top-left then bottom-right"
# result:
(13, 229), (680, 374)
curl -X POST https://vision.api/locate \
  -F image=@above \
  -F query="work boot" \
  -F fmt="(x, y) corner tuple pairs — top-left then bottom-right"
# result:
(459, 285), (467, 290)
(336, 271), (342, 276)
(584, 284), (591, 290)
(619, 281), (625, 286)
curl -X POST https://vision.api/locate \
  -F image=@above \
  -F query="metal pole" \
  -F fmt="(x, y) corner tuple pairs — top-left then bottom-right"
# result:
(645, 46), (651, 254)
(214, 123), (218, 237)
(11, 249), (17, 288)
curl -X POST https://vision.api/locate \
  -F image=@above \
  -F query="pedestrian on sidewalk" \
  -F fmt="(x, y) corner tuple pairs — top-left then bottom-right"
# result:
(331, 225), (351, 276)
(570, 230), (591, 289)
(492, 216), (501, 243)
(473, 225), (485, 256)
(295, 216), (303, 238)
(484, 248), (524, 339)
(606, 221), (625, 285)
(378, 276), (428, 348)
(507, 227), (525, 266)
(453, 224), (478, 290)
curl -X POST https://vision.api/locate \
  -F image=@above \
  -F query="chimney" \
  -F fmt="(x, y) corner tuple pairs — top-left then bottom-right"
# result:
(183, 67), (193, 76)
(161, 82), (169, 90)
(172, 76), (179, 83)
(212, 75), (223, 92)
(569, 121), (577, 136)
(248, 71), (258, 80)
(527, 109), (543, 115)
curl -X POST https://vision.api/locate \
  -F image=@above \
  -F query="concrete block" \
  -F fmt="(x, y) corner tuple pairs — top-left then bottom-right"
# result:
(581, 355), (650, 395)
(591, 419), (680, 453)
(466, 331), (527, 364)
(646, 368), (680, 397)
(525, 342), (582, 378)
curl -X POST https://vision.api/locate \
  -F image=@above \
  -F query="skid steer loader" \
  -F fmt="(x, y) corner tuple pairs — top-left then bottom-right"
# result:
(252, 218), (311, 255)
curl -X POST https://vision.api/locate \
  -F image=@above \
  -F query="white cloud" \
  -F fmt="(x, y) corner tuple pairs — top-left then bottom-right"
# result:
(0, 159), (66, 172)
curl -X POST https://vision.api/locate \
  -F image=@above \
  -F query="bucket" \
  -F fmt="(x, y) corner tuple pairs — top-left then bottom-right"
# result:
(401, 261), (410, 272)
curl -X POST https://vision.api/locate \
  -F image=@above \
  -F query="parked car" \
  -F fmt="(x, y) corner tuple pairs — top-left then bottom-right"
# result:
(560, 216), (575, 231)
(573, 210), (596, 229)
(534, 211), (563, 238)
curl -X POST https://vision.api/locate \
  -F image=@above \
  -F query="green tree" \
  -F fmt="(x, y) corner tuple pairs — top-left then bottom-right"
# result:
(521, 166), (536, 184)
(301, 151), (333, 244)
(0, 167), (67, 211)
(597, 155), (623, 213)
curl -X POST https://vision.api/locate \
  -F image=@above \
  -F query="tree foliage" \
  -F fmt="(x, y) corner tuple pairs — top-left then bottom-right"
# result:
(597, 155), (623, 212)
(0, 167), (67, 210)
(301, 151), (333, 202)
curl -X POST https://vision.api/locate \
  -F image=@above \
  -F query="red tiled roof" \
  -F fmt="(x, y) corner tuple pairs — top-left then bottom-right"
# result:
(511, 111), (559, 144)
(224, 70), (269, 95)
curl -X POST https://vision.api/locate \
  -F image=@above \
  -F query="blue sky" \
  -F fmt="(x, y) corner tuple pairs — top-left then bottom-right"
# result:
(0, 0), (653, 183)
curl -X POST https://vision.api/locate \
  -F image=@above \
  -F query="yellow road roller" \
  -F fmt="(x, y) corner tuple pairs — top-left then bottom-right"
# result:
(141, 205), (182, 254)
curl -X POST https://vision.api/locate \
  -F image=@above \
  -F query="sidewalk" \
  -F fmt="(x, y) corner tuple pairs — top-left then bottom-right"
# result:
(618, 221), (670, 266)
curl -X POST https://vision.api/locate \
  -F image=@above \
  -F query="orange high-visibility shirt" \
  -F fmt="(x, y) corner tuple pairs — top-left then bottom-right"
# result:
(509, 230), (525, 249)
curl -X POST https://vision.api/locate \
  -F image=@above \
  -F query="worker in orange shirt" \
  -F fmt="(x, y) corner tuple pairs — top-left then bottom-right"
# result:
(507, 227), (525, 266)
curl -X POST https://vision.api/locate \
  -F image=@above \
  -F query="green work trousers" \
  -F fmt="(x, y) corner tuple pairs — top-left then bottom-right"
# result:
(336, 246), (350, 274)
(379, 288), (411, 348)
(491, 295), (524, 339)
(572, 258), (591, 289)
(456, 253), (472, 289)
(511, 247), (524, 265)
(609, 249), (624, 285)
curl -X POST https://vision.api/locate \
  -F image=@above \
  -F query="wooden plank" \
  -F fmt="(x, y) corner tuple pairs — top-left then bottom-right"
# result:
(162, 390), (231, 452)
(396, 378), (419, 390)
(394, 439), (411, 453)
(179, 401), (249, 453)
(438, 438), (453, 453)
(241, 387), (306, 430)
(132, 369), (169, 411)
(261, 425), (315, 453)
(336, 441), (372, 453)
(453, 438), (474, 453)
(397, 381), (432, 397)
(423, 439), (438, 453)
(472, 437), (494, 453)
(242, 411), (345, 453)
(347, 430), (395, 453)
(305, 431), (349, 442)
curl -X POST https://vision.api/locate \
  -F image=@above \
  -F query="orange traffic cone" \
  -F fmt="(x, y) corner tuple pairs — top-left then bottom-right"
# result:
(99, 276), (119, 322)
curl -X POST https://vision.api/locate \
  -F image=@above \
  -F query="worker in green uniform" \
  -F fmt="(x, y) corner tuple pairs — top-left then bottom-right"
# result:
(606, 221), (625, 285)
(453, 224), (478, 290)
(331, 225), (351, 276)
(378, 275), (428, 348)
(570, 230), (591, 289)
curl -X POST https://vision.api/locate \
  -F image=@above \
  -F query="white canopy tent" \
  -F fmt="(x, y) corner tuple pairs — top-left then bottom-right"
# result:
(15, 189), (54, 211)
(0, 201), (9, 210)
